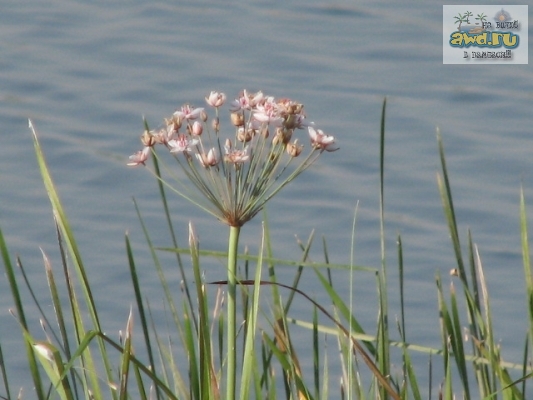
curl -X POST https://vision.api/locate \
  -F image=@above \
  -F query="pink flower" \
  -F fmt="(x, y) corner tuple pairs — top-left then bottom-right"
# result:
(153, 125), (177, 145)
(168, 134), (199, 153)
(173, 105), (204, 120)
(205, 91), (226, 107)
(229, 90), (264, 112)
(224, 142), (250, 163)
(253, 98), (284, 127)
(196, 148), (219, 167)
(308, 127), (338, 152)
(127, 147), (150, 166)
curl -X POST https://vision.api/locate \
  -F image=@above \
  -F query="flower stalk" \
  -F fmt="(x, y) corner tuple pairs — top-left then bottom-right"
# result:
(226, 225), (240, 400)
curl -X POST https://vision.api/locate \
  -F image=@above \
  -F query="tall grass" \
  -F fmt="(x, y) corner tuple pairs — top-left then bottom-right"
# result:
(1, 107), (532, 399)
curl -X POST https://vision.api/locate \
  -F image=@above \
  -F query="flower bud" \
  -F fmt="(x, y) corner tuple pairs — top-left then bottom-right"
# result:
(191, 121), (203, 136)
(286, 139), (303, 157)
(196, 148), (219, 167)
(140, 130), (156, 147)
(166, 115), (183, 132)
(200, 109), (208, 122)
(273, 127), (291, 145)
(230, 112), (244, 127)
(205, 91), (226, 107)
(237, 127), (253, 142)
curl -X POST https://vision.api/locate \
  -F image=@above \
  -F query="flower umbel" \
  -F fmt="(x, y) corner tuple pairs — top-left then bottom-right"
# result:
(128, 90), (338, 226)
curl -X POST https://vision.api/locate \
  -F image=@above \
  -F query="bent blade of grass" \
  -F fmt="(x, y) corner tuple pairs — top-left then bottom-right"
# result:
(31, 340), (73, 400)
(16, 252), (90, 397)
(58, 330), (180, 400)
(291, 317), (434, 353)
(158, 246), (377, 273)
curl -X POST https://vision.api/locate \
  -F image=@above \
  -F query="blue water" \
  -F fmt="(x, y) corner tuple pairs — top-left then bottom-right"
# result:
(1, 0), (532, 397)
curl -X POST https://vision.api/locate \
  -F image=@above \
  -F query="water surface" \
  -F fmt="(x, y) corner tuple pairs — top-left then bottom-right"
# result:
(1, 1), (532, 396)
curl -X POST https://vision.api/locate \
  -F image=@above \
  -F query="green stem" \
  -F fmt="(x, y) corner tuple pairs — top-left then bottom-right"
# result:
(226, 225), (240, 400)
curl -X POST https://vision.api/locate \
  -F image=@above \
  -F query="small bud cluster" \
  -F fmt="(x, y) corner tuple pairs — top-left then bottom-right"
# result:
(128, 90), (338, 226)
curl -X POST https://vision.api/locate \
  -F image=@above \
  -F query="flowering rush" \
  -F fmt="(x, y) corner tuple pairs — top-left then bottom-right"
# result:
(128, 90), (338, 226)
